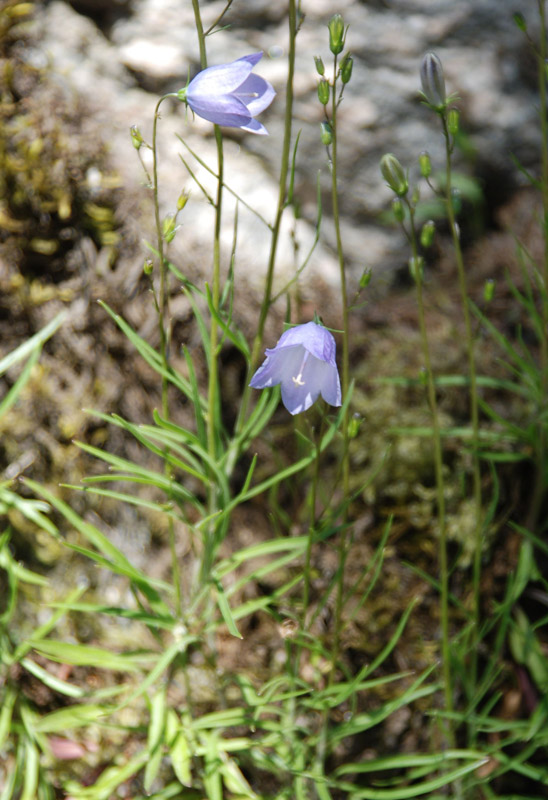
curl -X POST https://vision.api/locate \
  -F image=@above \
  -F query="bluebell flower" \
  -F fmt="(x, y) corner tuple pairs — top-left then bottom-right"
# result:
(250, 321), (342, 415)
(179, 53), (275, 135)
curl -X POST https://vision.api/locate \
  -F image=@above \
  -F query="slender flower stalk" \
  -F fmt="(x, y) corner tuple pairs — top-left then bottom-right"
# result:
(327, 41), (351, 689)
(190, 0), (224, 584)
(230, 0), (297, 449)
(528, 0), (548, 532)
(406, 202), (453, 725)
(440, 110), (483, 706)
(150, 93), (183, 615)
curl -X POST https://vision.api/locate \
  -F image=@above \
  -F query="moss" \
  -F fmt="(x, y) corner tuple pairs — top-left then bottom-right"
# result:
(0, 0), (120, 281)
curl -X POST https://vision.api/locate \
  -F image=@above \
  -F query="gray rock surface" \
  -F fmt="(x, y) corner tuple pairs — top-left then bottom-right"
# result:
(37, 0), (539, 301)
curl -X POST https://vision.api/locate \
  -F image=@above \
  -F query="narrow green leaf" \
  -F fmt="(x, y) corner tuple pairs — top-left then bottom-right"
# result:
(21, 657), (85, 698)
(30, 640), (140, 671)
(213, 577), (242, 639)
(20, 739), (39, 800)
(0, 685), (16, 748)
(144, 687), (167, 791)
(34, 704), (110, 733)
(0, 311), (66, 377)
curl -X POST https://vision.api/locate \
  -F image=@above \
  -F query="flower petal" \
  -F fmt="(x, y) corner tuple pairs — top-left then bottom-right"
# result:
(239, 118), (269, 135)
(187, 93), (253, 128)
(235, 73), (276, 115)
(187, 55), (256, 99)
(319, 363), (342, 407)
(249, 346), (301, 389)
(275, 322), (337, 366)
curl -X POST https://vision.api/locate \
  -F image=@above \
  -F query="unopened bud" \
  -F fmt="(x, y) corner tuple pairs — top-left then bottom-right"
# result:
(318, 79), (330, 105)
(392, 198), (405, 223)
(143, 259), (153, 275)
(163, 214), (177, 243)
(447, 108), (459, 135)
(380, 153), (408, 197)
(348, 413), (362, 439)
(314, 56), (325, 76)
(340, 53), (353, 84)
(177, 190), (190, 211)
(450, 188), (461, 215)
(420, 52), (446, 108)
(328, 14), (345, 55)
(420, 220), (435, 248)
(130, 125), (143, 150)
(359, 268), (372, 288)
(411, 186), (420, 206)
(320, 121), (333, 145)
(409, 256), (424, 282)
(483, 279), (495, 303)
(513, 12), (527, 32)
(419, 150), (432, 178)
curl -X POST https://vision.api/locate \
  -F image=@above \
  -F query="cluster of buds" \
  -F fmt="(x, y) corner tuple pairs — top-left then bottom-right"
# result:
(315, 14), (353, 148)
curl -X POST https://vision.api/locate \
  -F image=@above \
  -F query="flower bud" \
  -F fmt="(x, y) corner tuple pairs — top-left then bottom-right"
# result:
(420, 52), (446, 108)
(380, 153), (408, 197)
(483, 278), (495, 303)
(130, 125), (144, 150)
(348, 413), (362, 439)
(328, 14), (345, 55)
(340, 53), (353, 84)
(320, 121), (333, 145)
(314, 56), (325, 76)
(513, 12), (527, 32)
(420, 220), (435, 248)
(392, 198), (405, 223)
(163, 214), (177, 243)
(177, 190), (190, 211)
(411, 186), (420, 206)
(318, 79), (330, 105)
(419, 150), (432, 178)
(143, 259), (153, 275)
(359, 268), (372, 288)
(409, 256), (424, 282)
(447, 108), (459, 135)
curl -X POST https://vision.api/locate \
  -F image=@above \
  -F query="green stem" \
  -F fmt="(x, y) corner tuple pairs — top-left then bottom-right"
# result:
(151, 94), (182, 615)
(152, 96), (171, 422)
(529, 0), (548, 531)
(232, 0), (297, 446)
(329, 53), (351, 687)
(406, 202), (453, 727)
(442, 115), (482, 709)
(190, 0), (224, 585)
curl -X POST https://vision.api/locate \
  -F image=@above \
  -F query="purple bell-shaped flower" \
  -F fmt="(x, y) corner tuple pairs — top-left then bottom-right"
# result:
(250, 321), (342, 415)
(180, 53), (275, 135)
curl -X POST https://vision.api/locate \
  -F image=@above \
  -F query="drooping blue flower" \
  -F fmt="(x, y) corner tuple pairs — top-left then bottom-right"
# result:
(179, 53), (275, 135)
(250, 321), (342, 415)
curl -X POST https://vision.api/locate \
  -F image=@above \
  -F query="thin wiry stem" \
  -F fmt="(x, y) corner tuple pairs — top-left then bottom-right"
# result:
(441, 115), (482, 712)
(232, 0), (297, 442)
(406, 199), (454, 732)
(151, 93), (182, 615)
(190, 0), (224, 584)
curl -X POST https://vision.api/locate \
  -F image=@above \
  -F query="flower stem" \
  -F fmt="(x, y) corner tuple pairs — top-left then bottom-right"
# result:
(441, 114), (482, 713)
(232, 0), (297, 447)
(190, 0), (224, 584)
(152, 96), (171, 422)
(528, 0), (548, 532)
(151, 94), (182, 615)
(406, 201), (453, 730)
(329, 51), (351, 686)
